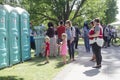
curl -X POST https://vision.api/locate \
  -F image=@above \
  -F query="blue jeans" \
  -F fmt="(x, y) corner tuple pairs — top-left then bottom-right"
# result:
(84, 37), (90, 52)
(67, 40), (75, 59)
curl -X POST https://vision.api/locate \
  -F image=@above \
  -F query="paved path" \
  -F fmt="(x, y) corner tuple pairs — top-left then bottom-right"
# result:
(53, 46), (120, 80)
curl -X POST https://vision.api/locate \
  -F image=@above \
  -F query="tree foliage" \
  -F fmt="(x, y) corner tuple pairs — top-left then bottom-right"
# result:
(25, 0), (87, 25)
(23, 0), (107, 26)
(104, 0), (118, 24)
(72, 0), (107, 26)
(0, 0), (118, 27)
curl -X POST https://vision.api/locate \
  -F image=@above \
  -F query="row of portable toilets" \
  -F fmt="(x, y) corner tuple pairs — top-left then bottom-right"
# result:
(0, 4), (31, 69)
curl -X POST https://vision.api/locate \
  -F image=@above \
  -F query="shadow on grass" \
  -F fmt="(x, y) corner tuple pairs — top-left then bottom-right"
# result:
(27, 56), (45, 65)
(37, 63), (46, 66)
(55, 60), (72, 68)
(26, 50), (79, 67)
(0, 76), (24, 80)
(55, 62), (65, 68)
(27, 55), (63, 66)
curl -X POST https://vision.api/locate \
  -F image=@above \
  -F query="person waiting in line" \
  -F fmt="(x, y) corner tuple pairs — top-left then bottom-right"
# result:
(30, 23), (36, 56)
(89, 21), (96, 62)
(107, 25), (117, 47)
(65, 20), (76, 61)
(103, 25), (109, 48)
(60, 33), (68, 64)
(44, 36), (50, 64)
(82, 22), (90, 53)
(46, 22), (57, 57)
(56, 20), (66, 55)
(88, 18), (103, 68)
(107, 25), (112, 47)
(74, 24), (81, 49)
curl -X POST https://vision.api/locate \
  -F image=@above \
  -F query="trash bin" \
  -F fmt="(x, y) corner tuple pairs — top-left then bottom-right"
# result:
(0, 5), (9, 69)
(34, 26), (45, 56)
(5, 5), (21, 66)
(15, 7), (31, 62)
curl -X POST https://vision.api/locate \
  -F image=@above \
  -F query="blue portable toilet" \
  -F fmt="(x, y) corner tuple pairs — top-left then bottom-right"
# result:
(0, 5), (9, 69)
(15, 7), (31, 62)
(4, 5), (21, 66)
(34, 26), (45, 56)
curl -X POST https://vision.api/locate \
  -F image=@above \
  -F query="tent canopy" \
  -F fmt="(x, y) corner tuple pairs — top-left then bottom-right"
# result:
(110, 21), (120, 26)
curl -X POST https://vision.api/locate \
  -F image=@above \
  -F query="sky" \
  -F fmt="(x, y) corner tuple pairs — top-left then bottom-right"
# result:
(116, 0), (120, 20)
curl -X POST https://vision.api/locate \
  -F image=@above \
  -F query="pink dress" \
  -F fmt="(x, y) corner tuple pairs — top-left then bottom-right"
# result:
(60, 40), (68, 56)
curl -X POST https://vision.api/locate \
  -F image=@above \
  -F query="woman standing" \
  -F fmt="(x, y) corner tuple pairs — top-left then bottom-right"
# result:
(89, 18), (103, 68)
(30, 23), (36, 56)
(89, 21), (96, 61)
(46, 22), (57, 57)
(82, 22), (90, 53)
(65, 20), (76, 61)
(74, 24), (81, 49)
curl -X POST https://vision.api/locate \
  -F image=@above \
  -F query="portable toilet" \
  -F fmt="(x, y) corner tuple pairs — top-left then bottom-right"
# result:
(0, 5), (9, 69)
(15, 7), (31, 62)
(4, 5), (21, 66)
(34, 26), (45, 56)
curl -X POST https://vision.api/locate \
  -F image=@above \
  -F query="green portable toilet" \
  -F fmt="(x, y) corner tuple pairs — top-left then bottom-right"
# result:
(0, 5), (9, 69)
(15, 7), (31, 62)
(4, 5), (21, 66)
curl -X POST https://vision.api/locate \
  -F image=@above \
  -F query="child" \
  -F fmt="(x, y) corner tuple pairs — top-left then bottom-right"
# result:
(60, 33), (68, 64)
(44, 36), (50, 64)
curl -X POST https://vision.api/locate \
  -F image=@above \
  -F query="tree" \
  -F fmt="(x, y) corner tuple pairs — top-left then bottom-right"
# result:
(26, 0), (107, 26)
(1, 0), (117, 27)
(72, 0), (107, 27)
(104, 0), (118, 24)
(0, 0), (23, 7)
(20, 0), (87, 25)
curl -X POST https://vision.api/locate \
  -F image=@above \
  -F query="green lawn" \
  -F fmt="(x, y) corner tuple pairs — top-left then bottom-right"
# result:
(0, 39), (83, 80)
(78, 38), (84, 45)
(0, 50), (79, 80)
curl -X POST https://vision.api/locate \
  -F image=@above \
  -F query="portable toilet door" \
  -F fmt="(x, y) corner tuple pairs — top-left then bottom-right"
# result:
(21, 11), (31, 61)
(0, 5), (9, 69)
(8, 8), (21, 65)
(15, 7), (31, 62)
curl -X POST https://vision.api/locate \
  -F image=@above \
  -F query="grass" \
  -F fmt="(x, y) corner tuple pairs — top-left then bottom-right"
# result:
(78, 38), (84, 45)
(112, 37), (120, 47)
(0, 50), (79, 80)
(0, 39), (83, 80)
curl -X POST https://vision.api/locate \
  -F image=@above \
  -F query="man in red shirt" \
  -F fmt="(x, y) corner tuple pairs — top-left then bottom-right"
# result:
(57, 20), (66, 55)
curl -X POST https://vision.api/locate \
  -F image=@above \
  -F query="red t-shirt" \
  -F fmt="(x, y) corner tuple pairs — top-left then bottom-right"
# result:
(89, 29), (94, 40)
(57, 26), (66, 39)
(89, 26), (103, 40)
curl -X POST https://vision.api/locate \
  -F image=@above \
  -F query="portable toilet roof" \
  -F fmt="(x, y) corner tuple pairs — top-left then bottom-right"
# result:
(3, 5), (13, 13)
(15, 7), (29, 15)
(0, 4), (3, 8)
(0, 5), (4, 12)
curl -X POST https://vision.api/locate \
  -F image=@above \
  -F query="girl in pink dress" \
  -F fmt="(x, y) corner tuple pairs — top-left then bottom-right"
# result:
(60, 33), (68, 64)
